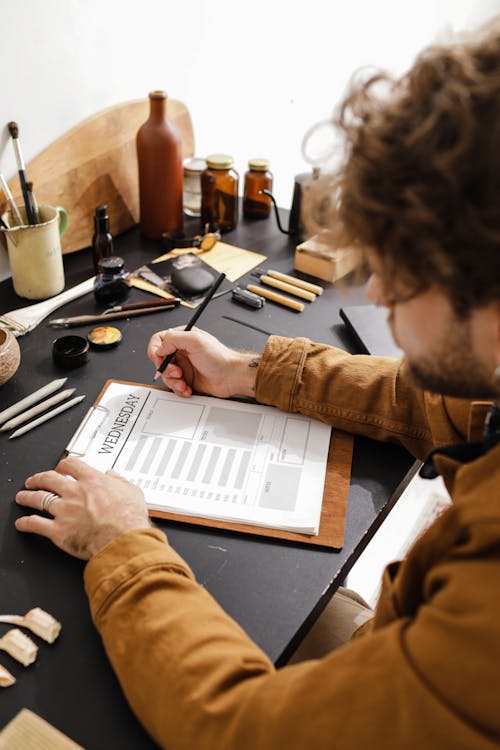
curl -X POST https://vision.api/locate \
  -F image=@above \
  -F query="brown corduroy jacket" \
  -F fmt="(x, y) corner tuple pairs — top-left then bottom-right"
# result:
(85, 337), (500, 749)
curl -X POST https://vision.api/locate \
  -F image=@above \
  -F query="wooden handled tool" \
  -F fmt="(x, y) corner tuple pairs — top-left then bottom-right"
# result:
(266, 269), (323, 295)
(259, 275), (316, 302)
(247, 285), (304, 312)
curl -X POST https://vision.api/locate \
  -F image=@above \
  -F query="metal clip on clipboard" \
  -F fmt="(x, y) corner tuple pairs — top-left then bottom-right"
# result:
(64, 405), (109, 457)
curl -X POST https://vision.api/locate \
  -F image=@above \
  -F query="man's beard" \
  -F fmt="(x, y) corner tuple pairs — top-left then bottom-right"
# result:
(406, 357), (495, 398)
(402, 317), (496, 399)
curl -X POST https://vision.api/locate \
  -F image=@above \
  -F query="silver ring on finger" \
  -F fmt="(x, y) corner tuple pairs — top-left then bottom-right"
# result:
(41, 491), (59, 515)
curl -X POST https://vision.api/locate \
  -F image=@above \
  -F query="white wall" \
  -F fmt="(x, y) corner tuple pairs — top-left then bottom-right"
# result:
(0, 0), (498, 281)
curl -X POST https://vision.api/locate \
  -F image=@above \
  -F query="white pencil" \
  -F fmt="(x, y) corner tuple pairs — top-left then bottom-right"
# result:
(0, 388), (76, 432)
(9, 395), (86, 439)
(0, 378), (68, 426)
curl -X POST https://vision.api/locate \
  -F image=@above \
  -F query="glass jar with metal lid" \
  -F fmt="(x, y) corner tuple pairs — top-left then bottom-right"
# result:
(201, 153), (239, 233)
(183, 157), (206, 217)
(243, 158), (273, 219)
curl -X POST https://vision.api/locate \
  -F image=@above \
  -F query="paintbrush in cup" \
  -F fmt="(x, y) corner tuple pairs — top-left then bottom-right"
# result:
(7, 121), (36, 225)
(26, 181), (40, 222)
(0, 173), (22, 226)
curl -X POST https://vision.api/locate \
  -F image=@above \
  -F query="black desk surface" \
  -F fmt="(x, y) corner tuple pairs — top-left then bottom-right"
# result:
(0, 212), (414, 748)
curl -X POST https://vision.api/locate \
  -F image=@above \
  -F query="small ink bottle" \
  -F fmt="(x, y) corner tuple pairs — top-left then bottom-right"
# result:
(243, 159), (273, 219)
(92, 205), (114, 273)
(93, 256), (130, 306)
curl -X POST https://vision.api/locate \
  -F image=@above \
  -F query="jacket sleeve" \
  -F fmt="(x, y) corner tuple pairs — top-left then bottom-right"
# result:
(84, 527), (492, 750)
(255, 336), (474, 460)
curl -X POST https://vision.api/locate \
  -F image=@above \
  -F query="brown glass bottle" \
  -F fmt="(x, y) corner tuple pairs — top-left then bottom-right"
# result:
(201, 154), (239, 233)
(243, 158), (273, 219)
(136, 91), (184, 239)
(92, 205), (114, 273)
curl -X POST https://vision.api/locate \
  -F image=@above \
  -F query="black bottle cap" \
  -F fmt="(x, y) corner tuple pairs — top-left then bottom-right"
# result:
(52, 335), (89, 369)
(95, 204), (108, 217)
(97, 255), (125, 273)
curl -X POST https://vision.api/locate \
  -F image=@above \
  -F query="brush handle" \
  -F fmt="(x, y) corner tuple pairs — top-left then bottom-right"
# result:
(26, 182), (40, 223)
(10, 136), (36, 225)
(18, 170), (36, 225)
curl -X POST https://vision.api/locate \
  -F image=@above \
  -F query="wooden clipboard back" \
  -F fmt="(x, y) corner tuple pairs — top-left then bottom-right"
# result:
(150, 429), (353, 549)
(69, 380), (353, 550)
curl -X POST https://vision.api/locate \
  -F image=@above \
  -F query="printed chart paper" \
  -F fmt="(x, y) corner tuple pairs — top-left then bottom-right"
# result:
(66, 381), (332, 535)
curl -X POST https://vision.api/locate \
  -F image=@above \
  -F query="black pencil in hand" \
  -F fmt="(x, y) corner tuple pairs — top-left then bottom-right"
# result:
(153, 272), (226, 381)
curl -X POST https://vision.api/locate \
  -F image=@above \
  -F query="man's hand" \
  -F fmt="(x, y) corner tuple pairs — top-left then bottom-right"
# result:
(147, 327), (260, 398)
(15, 457), (151, 560)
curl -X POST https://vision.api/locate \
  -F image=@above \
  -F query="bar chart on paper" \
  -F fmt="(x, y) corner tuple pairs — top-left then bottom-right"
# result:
(66, 381), (332, 534)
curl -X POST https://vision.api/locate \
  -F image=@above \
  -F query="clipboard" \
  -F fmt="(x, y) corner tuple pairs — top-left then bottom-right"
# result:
(157, 429), (354, 549)
(65, 380), (353, 550)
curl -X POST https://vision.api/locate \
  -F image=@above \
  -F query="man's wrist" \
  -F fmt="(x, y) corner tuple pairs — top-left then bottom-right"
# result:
(229, 351), (260, 397)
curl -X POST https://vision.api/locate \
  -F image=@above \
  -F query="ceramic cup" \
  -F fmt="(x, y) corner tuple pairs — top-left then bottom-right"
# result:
(0, 328), (21, 386)
(1, 205), (68, 299)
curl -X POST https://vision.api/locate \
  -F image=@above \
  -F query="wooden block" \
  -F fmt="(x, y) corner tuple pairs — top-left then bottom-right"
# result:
(295, 232), (358, 283)
(0, 708), (84, 749)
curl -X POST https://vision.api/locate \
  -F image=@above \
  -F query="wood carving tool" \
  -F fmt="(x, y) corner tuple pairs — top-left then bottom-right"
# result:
(247, 284), (304, 312)
(256, 268), (324, 295)
(253, 273), (316, 301)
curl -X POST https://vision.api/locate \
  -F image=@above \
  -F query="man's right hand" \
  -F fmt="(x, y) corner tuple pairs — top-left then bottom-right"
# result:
(147, 327), (260, 399)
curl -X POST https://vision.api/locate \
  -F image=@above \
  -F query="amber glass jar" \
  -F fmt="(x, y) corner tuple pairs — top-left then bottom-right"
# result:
(243, 158), (273, 219)
(136, 90), (184, 239)
(201, 154), (239, 233)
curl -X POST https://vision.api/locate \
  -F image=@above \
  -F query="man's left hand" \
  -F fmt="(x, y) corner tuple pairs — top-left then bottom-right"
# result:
(15, 457), (151, 560)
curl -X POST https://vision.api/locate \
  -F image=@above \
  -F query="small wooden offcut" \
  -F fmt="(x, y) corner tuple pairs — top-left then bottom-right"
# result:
(1, 98), (195, 255)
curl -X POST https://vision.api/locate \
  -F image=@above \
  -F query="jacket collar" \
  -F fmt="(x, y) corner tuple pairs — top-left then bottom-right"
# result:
(420, 404), (500, 480)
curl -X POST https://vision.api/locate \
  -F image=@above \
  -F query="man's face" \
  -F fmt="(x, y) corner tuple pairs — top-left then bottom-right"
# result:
(365, 271), (498, 399)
